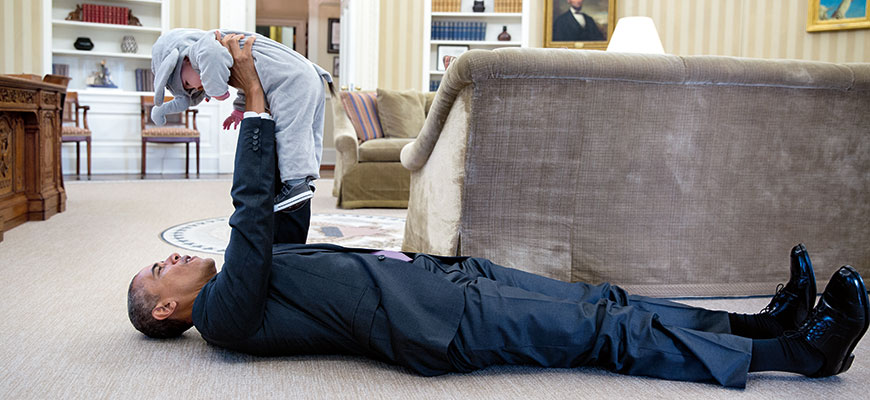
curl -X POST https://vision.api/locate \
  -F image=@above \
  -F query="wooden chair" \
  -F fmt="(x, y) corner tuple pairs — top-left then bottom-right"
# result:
(61, 92), (92, 177)
(140, 96), (200, 178)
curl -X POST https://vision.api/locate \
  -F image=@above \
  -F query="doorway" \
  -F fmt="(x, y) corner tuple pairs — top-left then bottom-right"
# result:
(256, 19), (308, 56)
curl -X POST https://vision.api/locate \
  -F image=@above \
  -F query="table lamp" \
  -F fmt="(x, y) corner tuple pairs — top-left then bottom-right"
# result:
(606, 16), (665, 54)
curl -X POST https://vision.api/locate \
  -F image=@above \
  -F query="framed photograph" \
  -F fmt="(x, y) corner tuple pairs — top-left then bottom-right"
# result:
(436, 45), (469, 71)
(333, 56), (340, 77)
(807, 0), (870, 32)
(327, 18), (340, 53)
(544, 0), (617, 50)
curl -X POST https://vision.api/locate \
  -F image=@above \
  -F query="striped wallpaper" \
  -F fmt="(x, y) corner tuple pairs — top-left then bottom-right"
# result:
(619, 0), (867, 62)
(378, 0), (424, 91)
(170, 0), (220, 30)
(0, 0), (220, 76)
(1, 0), (43, 75)
(377, 0), (870, 91)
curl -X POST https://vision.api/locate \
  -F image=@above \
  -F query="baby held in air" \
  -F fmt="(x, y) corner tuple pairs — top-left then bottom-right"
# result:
(151, 28), (334, 212)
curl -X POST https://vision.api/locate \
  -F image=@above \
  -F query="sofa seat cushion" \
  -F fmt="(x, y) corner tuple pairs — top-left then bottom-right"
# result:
(358, 138), (415, 162)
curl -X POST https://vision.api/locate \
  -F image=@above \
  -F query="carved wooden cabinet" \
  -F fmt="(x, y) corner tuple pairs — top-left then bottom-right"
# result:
(0, 75), (67, 242)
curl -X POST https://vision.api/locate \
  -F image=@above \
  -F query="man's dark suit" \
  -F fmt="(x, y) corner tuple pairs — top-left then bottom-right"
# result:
(553, 10), (605, 41)
(192, 117), (754, 387)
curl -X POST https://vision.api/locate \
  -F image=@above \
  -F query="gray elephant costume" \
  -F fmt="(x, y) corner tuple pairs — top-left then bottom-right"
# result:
(151, 28), (333, 183)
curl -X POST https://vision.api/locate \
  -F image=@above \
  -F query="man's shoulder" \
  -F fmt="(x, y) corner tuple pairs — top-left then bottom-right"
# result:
(583, 13), (600, 27)
(554, 11), (574, 24)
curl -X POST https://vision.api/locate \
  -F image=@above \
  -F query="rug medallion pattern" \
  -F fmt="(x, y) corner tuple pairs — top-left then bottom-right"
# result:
(161, 213), (405, 254)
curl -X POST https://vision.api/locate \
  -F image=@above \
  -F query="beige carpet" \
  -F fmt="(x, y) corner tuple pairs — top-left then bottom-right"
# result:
(0, 179), (867, 399)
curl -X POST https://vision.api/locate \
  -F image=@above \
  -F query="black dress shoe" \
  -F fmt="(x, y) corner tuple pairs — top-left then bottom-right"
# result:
(760, 243), (817, 330)
(789, 265), (870, 377)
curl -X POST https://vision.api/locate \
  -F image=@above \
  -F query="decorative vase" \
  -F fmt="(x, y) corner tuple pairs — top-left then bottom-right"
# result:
(73, 37), (94, 51)
(121, 35), (138, 53)
(498, 26), (511, 41)
(472, 0), (485, 12)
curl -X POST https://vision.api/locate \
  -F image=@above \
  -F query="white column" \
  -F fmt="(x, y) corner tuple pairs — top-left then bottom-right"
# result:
(341, 0), (379, 90)
(215, 0), (256, 173)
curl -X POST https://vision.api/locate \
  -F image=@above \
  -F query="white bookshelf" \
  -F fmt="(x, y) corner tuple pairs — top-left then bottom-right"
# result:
(423, 0), (529, 91)
(43, 0), (169, 92)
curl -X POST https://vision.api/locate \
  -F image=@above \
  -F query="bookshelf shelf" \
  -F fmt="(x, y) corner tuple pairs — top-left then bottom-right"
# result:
(53, 49), (152, 60)
(45, 0), (168, 93)
(432, 12), (522, 17)
(424, 0), (528, 91)
(431, 40), (521, 45)
(53, 19), (163, 33)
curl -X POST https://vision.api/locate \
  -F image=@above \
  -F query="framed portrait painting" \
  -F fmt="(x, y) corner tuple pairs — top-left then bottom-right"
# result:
(544, 0), (616, 50)
(807, 0), (870, 32)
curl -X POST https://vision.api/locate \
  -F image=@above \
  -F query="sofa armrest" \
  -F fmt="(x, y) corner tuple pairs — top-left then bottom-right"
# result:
(333, 95), (359, 164)
(400, 50), (480, 171)
(334, 130), (359, 162)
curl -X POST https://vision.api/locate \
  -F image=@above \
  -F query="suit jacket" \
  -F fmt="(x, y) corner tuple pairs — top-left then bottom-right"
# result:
(553, 10), (605, 42)
(191, 117), (465, 376)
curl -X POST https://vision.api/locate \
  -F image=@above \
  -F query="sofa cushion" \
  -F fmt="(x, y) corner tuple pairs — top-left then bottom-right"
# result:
(377, 88), (427, 139)
(358, 138), (415, 162)
(340, 91), (384, 142)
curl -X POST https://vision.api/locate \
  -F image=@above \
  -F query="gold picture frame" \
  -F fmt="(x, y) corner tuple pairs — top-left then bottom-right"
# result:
(544, 0), (616, 50)
(807, 0), (870, 32)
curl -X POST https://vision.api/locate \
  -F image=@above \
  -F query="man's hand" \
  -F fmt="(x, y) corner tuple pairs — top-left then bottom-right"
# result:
(216, 32), (265, 113)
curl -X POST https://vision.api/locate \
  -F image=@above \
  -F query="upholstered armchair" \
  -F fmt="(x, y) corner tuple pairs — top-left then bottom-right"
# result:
(332, 90), (434, 208)
(140, 96), (200, 178)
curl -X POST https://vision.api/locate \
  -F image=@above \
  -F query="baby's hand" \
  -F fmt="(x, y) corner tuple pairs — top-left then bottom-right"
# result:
(222, 110), (244, 130)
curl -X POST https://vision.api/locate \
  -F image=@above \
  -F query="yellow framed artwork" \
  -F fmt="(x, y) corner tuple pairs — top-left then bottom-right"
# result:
(807, 0), (870, 32)
(544, 0), (617, 50)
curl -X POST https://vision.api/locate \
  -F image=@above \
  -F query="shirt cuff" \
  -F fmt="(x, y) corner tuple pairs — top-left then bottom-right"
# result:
(243, 111), (273, 120)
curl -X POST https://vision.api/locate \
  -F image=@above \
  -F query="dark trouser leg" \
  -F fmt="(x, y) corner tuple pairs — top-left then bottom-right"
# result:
(272, 157), (310, 244)
(273, 201), (310, 244)
(447, 277), (752, 388)
(419, 256), (730, 333)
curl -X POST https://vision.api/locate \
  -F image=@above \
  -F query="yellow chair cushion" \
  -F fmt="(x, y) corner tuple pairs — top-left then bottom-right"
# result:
(61, 126), (91, 137)
(142, 127), (199, 138)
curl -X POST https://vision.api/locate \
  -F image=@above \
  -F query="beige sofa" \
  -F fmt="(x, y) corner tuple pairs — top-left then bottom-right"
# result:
(400, 48), (870, 297)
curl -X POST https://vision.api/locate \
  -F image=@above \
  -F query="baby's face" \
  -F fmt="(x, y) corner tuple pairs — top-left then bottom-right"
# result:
(181, 57), (203, 91)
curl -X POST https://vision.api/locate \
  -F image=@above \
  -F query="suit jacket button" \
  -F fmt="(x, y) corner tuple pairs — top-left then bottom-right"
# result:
(253, 128), (260, 134)
(252, 146), (259, 151)
(252, 134), (259, 139)
(252, 139), (259, 145)
(377, 255), (386, 261)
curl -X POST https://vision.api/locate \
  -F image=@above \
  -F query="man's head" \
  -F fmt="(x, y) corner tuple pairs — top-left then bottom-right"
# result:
(127, 253), (217, 338)
(568, 0), (585, 11)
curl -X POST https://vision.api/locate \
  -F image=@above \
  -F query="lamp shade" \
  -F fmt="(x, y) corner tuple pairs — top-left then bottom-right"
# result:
(606, 16), (665, 54)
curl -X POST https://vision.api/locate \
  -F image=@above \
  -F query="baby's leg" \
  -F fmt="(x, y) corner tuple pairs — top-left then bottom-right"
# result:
(268, 70), (326, 185)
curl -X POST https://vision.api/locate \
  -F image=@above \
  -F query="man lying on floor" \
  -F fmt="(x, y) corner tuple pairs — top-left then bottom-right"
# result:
(127, 34), (869, 389)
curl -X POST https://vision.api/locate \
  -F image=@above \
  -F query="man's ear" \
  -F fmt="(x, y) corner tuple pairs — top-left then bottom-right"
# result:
(152, 300), (178, 321)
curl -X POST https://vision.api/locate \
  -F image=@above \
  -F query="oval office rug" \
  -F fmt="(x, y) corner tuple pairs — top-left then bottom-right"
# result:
(161, 213), (406, 254)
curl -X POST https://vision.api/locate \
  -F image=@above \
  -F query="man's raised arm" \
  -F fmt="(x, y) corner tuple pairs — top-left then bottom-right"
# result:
(192, 35), (275, 340)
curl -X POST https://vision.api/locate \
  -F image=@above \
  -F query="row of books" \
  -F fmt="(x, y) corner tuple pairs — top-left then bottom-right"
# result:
(432, 21), (488, 41)
(82, 3), (129, 25)
(429, 80), (442, 92)
(432, 0), (523, 13)
(432, 0), (461, 12)
(494, 0), (523, 13)
(135, 68), (155, 92)
(52, 63), (70, 77)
